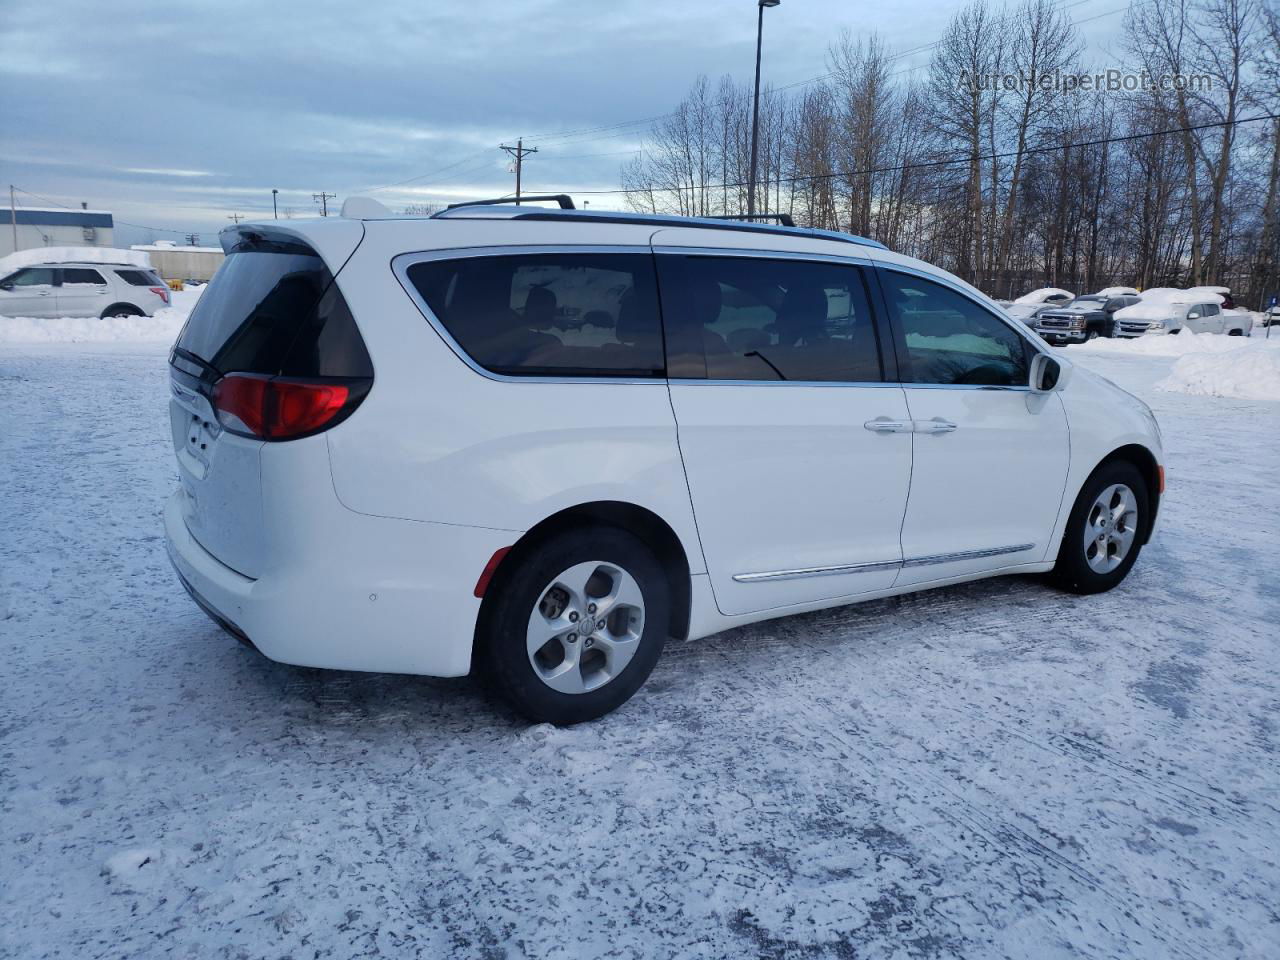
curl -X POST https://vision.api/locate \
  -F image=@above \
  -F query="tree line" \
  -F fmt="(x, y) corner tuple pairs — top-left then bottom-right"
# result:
(620, 0), (1279, 307)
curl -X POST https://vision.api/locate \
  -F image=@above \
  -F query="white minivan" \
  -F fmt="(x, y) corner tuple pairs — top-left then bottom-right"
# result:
(166, 198), (1164, 723)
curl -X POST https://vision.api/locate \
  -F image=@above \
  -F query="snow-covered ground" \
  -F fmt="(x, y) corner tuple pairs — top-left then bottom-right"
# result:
(1, 327), (1278, 958)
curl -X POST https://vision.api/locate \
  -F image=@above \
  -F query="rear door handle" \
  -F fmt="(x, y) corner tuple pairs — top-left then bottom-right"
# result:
(914, 417), (957, 434)
(864, 417), (913, 434)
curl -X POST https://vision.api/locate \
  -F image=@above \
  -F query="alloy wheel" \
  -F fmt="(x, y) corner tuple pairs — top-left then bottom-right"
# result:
(525, 561), (645, 694)
(1083, 483), (1138, 574)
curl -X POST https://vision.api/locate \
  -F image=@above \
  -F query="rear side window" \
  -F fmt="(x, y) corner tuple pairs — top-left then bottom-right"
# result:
(174, 235), (371, 378)
(115, 269), (161, 286)
(62, 268), (106, 285)
(406, 253), (664, 378)
(880, 271), (1031, 387)
(657, 255), (883, 382)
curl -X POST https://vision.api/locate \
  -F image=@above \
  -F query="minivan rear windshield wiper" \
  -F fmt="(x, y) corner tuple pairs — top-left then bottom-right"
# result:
(171, 346), (221, 380)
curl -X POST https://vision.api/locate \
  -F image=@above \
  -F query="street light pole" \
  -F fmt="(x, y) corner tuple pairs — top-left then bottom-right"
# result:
(272, 188), (278, 219)
(748, 0), (780, 218)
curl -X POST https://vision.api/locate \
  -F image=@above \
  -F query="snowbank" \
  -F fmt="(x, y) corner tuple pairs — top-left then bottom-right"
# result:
(1073, 329), (1259, 357)
(1157, 344), (1280, 402)
(1074, 329), (1280, 401)
(0, 284), (203, 343)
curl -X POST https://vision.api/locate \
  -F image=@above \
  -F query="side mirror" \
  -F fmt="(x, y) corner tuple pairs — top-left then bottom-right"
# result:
(0, 282), (13, 292)
(1029, 353), (1065, 394)
(1187, 310), (1200, 319)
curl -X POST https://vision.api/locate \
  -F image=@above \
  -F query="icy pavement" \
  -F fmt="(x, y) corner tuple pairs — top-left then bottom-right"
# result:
(1, 342), (1277, 959)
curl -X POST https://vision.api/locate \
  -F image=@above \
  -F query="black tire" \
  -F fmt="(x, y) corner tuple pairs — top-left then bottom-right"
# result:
(1086, 329), (1099, 341)
(101, 303), (142, 319)
(477, 527), (670, 724)
(1049, 460), (1149, 595)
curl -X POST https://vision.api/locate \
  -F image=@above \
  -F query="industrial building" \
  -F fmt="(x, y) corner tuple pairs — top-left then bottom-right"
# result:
(1, 206), (115, 258)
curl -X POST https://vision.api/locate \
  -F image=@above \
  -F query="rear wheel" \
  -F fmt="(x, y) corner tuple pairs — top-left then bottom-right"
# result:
(1049, 461), (1148, 594)
(478, 527), (669, 724)
(101, 303), (142, 319)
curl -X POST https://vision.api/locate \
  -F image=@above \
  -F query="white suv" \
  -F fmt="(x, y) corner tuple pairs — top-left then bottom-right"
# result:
(0, 259), (170, 318)
(165, 199), (1164, 723)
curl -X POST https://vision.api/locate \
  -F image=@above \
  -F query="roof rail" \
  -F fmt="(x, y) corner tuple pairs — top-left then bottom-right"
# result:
(710, 212), (796, 227)
(444, 194), (575, 210)
(431, 204), (886, 250)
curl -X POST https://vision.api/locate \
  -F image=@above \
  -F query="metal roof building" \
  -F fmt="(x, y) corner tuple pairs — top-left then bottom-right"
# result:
(2, 206), (115, 258)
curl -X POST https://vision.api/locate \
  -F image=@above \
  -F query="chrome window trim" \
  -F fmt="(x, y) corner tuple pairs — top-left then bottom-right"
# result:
(652, 245), (872, 266)
(669, 378), (901, 389)
(733, 543), (1035, 583)
(392, 244), (668, 386)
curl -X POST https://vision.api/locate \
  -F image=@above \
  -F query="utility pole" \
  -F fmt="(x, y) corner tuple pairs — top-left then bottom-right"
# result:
(9, 185), (17, 252)
(272, 188), (279, 219)
(499, 139), (537, 204)
(748, 0), (781, 217)
(312, 191), (335, 216)
(227, 213), (245, 224)
(185, 233), (200, 246)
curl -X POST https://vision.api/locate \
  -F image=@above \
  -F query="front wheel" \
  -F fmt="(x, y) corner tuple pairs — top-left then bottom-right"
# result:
(477, 527), (670, 724)
(1049, 461), (1149, 594)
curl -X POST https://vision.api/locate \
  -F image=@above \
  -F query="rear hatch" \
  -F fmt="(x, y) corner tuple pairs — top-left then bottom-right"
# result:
(168, 225), (371, 577)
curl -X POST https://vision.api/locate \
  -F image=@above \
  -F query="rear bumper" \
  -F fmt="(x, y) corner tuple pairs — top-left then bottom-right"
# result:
(164, 489), (513, 677)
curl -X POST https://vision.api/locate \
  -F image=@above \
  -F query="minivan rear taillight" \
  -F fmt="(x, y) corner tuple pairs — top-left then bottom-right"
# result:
(212, 373), (369, 441)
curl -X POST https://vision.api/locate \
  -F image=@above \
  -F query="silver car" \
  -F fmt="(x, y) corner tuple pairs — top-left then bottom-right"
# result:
(0, 260), (171, 318)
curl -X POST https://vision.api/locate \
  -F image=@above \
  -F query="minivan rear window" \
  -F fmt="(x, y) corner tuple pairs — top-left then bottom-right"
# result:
(405, 253), (664, 378)
(174, 236), (371, 379)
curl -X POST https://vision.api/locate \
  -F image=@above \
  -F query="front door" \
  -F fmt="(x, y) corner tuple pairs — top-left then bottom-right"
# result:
(656, 247), (912, 616)
(875, 267), (1069, 585)
(0, 267), (58, 317)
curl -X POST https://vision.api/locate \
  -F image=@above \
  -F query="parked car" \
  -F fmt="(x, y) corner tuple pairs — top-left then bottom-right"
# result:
(0, 257), (170, 318)
(1263, 304), (1280, 328)
(165, 199), (1164, 723)
(1034, 293), (1141, 345)
(1005, 287), (1074, 324)
(1113, 289), (1253, 337)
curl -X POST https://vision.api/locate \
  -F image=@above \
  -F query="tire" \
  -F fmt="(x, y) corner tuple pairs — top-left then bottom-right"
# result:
(1049, 460), (1149, 595)
(1086, 330), (1098, 341)
(477, 527), (670, 724)
(1228, 329), (1243, 336)
(101, 303), (142, 319)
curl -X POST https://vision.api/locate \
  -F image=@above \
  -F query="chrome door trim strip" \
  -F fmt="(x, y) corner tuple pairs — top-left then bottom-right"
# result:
(732, 559), (902, 583)
(900, 543), (1036, 568)
(733, 543), (1036, 583)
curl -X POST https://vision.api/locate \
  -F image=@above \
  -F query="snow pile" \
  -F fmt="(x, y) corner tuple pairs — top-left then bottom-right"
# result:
(1072, 329), (1280, 400)
(1073, 329), (1256, 357)
(0, 246), (151, 273)
(1157, 341), (1280, 402)
(0, 284), (203, 343)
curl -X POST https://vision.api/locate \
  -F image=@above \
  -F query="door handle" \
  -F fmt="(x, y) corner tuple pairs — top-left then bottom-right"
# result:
(914, 417), (957, 434)
(864, 417), (913, 434)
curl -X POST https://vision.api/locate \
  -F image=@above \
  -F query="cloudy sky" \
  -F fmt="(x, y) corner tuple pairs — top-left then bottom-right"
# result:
(0, 0), (1124, 245)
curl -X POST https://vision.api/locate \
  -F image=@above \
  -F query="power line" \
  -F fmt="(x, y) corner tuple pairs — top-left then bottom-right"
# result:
(524, 112), (1280, 199)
